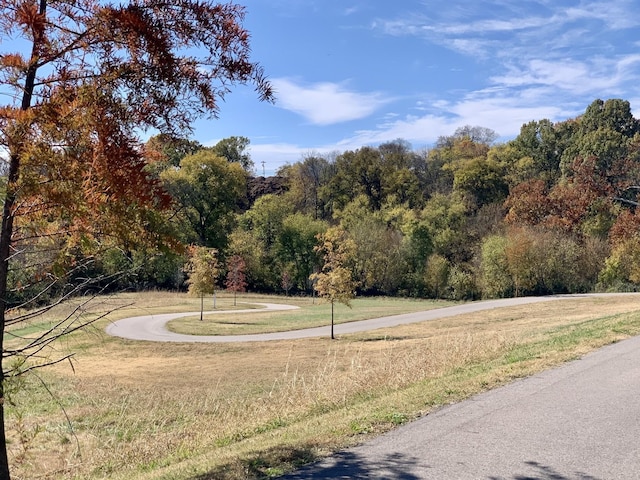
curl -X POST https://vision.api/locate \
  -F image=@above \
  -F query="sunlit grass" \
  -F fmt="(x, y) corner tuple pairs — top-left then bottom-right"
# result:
(5, 292), (640, 479)
(166, 295), (455, 335)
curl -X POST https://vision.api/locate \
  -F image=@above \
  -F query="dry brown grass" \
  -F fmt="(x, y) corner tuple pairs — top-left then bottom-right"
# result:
(6, 293), (640, 479)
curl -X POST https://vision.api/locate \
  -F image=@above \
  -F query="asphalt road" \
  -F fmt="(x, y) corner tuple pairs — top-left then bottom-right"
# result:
(105, 295), (598, 343)
(282, 333), (640, 479)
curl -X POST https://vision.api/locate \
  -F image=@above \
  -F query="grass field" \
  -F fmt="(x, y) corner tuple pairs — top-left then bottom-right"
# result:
(5, 291), (640, 479)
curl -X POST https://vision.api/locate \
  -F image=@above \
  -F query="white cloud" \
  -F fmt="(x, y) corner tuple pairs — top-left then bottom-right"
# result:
(493, 54), (640, 96)
(565, 1), (640, 29)
(245, 142), (306, 174)
(246, 1), (640, 173)
(271, 78), (391, 125)
(333, 93), (566, 151)
(374, 1), (640, 60)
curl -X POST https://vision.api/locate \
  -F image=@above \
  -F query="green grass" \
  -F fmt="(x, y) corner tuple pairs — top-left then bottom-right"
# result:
(5, 292), (640, 480)
(166, 296), (455, 335)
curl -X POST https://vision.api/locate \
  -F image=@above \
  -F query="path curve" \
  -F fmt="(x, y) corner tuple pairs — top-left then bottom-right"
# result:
(105, 293), (633, 343)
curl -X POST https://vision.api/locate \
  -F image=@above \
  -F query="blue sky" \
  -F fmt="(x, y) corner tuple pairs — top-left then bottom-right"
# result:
(193, 1), (640, 175)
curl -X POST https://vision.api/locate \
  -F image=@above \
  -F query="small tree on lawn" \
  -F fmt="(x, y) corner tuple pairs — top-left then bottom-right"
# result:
(310, 227), (358, 339)
(225, 255), (247, 306)
(281, 269), (293, 296)
(185, 246), (219, 320)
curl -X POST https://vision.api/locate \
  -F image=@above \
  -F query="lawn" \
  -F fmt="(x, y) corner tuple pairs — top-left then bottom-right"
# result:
(5, 291), (640, 479)
(165, 295), (455, 335)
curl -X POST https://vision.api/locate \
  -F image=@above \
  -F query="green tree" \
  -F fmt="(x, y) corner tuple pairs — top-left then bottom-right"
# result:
(418, 192), (470, 262)
(424, 254), (450, 299)
(337, 199), (406, 294)
(231, 194), (294, 289)
(239, 194), (293, 250)
(145, 134), (204, 173)
(378, 139), (423, 208)
(480, 234), (512, 298)
(275, 213), (327, 292)
(329, 147), (385, 211)
(508, 119), (562, 182)
(185, 246), (219, 319)
(212, 136), (253, 172)
(281, 154), (334, 219)
(560, 99), (639, 174)
(451, 157), (508, 207)
(227, 228), (270, 290)
(161, 151), (247, 249)
(310, 227), (358, 339)
(328, 143), (423, 212)
(0, 1), (272, 476)
(581, 98), (638, 135)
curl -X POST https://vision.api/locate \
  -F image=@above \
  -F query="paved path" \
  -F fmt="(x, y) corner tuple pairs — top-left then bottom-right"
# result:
(105, 303), (301, 343)
(282, 333), (640, 479)
(107, 294), (640, 477)
(106, 294), (629, 343)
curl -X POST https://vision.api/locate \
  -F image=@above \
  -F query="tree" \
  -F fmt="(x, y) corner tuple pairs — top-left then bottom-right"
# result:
(281, 270), (293, 296)
(161, 150), (247, 249)
(480, 234), (512, 298)
(310, 227), (358, 339)
(0, 1), (272, 477)
(451, 157), (508, 207)
(418, 192), (470, 262)
(212, 136), (253, 172)
(424, 254), (450, 299)
(233, 194), (294, 288)
(281, 154), (333, 219)
(275, 213), (327, 292)
(144, 134), (204, 176)
(224, 255), (247, 306)
(185, 246), (219, 319)
(336, 197), (406, 294)
(509, 119), (562, 182)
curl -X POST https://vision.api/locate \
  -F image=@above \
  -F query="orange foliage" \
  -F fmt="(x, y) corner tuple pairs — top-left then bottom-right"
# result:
(1, 0), (272, 255)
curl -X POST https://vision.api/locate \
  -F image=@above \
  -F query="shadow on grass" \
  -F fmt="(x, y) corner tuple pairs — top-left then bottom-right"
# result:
(188, 449), (603, 480)
(188, 445), (318, 480)
(187, 445), (422, 480)
(358, 335), (411, 342)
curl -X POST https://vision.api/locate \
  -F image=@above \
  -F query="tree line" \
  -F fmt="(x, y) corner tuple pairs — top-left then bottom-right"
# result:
(64, 98), (640, 301)
(2, 1), (636, 477)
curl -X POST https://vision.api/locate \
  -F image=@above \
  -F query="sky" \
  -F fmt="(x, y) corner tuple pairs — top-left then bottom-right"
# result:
(193, 0), (640, 176)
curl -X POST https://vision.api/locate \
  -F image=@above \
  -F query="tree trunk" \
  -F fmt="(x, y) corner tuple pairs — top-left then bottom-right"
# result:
(0, 403), (8, 480)
(0, 169), (16, 480)
(0, 1), (46, 475)
(331, 300), (335, 340)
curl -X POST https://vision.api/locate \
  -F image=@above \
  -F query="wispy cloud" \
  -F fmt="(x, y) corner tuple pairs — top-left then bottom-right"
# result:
(374, 1), (640, 60)
(361, 0), (640, 144)
(271, 78), (392, 125)
(334, 92), (567, 151)
(245, 1), (640, 170)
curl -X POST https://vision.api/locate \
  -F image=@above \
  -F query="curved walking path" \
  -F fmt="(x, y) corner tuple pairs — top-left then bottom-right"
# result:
(105, 293), (629, 343)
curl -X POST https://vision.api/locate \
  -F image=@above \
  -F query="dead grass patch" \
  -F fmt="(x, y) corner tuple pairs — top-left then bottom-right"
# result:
(5, 293), (640, 479)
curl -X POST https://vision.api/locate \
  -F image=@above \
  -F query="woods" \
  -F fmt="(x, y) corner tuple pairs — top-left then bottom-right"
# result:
(2, 1), (640, 478)
(132, 99), (640, 302)
(8, 98), (639, 307)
